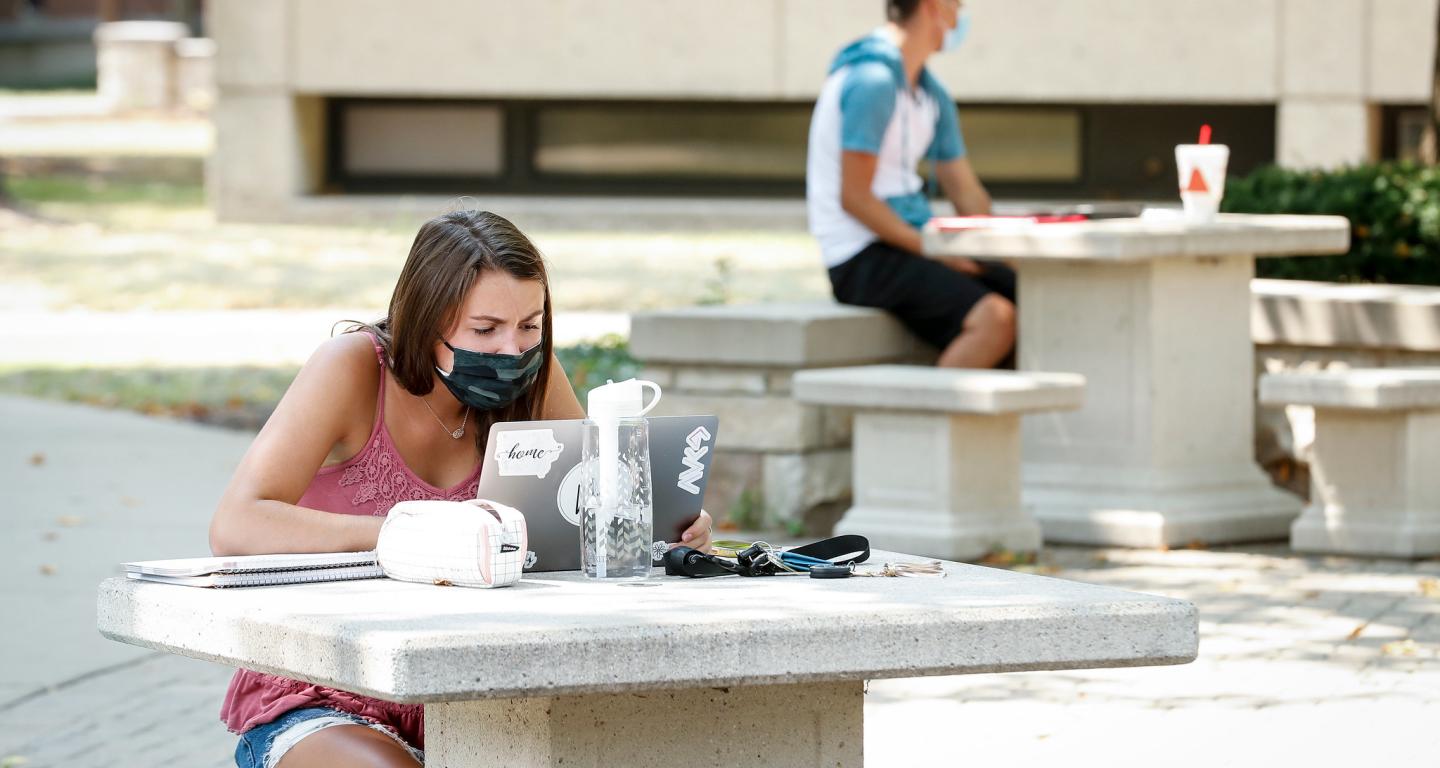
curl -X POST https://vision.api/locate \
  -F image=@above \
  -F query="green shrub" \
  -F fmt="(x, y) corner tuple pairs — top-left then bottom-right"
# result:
(554, 334), (640, 403)
(1222, 162), (1440, 285)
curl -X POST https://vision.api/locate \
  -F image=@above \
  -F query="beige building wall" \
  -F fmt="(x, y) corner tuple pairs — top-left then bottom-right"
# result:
(210, 0), (1440, 220)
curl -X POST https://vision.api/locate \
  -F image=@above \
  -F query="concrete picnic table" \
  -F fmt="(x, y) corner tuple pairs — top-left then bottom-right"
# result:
(925, 212), (1351, 549)
(98, 552), (1196, 767)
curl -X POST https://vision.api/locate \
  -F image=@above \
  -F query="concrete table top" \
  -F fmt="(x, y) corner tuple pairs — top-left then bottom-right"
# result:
(794, 365), (1085, 414)
(923, 213), (1350, 261)
(97, 552), (1198, 704)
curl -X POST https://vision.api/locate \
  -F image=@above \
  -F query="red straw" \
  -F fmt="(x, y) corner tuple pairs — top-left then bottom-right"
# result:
(1198, 124), (1212, 145)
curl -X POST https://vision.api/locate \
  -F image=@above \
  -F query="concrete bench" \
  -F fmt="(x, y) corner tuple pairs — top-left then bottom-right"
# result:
(631, 302), (930, 532)
(1260, 368), (1440, 558)
(94, 21), (190, 112)
(1252, 278), (1440, 495)
(793, 365), (1085, 560)
(98, 550), (1195, 767)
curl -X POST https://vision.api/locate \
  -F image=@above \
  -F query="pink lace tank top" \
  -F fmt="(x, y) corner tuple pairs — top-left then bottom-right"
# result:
(219, 333), (481, 748)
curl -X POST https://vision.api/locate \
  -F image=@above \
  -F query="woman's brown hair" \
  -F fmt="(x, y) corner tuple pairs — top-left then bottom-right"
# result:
(349, 209), (553, 451)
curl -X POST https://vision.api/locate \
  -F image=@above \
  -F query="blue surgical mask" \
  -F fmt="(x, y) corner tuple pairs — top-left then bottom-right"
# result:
(942, 10), (971, 52)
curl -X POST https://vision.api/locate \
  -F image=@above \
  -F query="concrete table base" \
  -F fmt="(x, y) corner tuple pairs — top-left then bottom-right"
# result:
(923, 214), (1349, 549)
(426, 681), (862, 768)
(1023, 465), (1303, 549)
(1017, 254), (1301, 548)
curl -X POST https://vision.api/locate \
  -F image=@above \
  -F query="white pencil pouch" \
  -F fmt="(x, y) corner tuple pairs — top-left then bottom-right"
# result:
(377, 499), (529, 588)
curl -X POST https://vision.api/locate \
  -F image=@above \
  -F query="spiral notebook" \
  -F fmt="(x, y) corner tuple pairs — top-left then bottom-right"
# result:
(123, 551), (384, 589)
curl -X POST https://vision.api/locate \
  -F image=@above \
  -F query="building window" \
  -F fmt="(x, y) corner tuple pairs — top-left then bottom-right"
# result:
(533, 104), (809, 181)
(326, 98), (1274, 200)
(1079, 104), (1274, 200)
(962, 108), (1081, 183)
(1381, 106), (1429, 162)
(339, 102), (504, 179)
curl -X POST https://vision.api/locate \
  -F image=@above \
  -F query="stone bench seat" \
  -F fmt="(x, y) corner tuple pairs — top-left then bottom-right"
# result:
(1260, 367), (1440, 558)
(631, 302), (930, 533)
(794, 365), (1085, 561)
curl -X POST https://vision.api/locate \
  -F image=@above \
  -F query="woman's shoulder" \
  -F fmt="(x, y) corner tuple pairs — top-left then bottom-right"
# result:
(294, 331), (382, 401)
(310, 330), (381, 372)
(277, 331), (385, 445)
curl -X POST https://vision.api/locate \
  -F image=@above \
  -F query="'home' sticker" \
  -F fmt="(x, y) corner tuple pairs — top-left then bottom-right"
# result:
(494, 429), (564, 479)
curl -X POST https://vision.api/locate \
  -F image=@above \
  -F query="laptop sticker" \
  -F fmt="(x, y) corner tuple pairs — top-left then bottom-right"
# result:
(677, 426), (711, 495)
(556, 462), (583, 526)
(494, 429), (565, 478)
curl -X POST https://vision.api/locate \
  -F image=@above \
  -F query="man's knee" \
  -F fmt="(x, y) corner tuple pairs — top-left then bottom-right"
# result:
(966, 294), (1016, 342)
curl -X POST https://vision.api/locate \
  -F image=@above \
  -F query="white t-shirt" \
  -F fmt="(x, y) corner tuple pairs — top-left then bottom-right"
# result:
(805, 35), (967, 268)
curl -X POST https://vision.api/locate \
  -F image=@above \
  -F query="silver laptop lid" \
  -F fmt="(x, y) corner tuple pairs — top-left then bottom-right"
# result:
(478, 415), (720, 572)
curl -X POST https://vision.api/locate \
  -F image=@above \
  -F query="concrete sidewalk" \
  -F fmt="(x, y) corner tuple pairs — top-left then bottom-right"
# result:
(2, 395), (1438, 767)
(0, 395), (251, 705)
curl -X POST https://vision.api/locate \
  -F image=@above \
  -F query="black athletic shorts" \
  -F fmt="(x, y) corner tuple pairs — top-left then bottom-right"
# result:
(827, 241), (1017, 351)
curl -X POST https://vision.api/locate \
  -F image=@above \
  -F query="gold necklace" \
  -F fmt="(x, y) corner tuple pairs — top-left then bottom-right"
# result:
(420, 396), (468, 439)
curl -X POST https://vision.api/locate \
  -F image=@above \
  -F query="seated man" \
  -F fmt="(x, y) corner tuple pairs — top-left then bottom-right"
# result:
(806, 0), (1014, 368)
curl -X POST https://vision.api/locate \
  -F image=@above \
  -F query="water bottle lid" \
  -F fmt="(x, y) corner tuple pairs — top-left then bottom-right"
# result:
(587, 378), (662, 420)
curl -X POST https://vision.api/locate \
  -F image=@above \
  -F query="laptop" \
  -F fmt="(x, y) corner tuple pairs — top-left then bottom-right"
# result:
(477, 415), (720, 573)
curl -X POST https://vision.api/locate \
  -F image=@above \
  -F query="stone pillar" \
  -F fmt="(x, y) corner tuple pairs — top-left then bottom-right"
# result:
(173, 37), (216, 112)
(1276, 0), (1371, 169)
(209, 0), (325, 219)
(1278, 100), (1371, 169)
(425, 681), (863, 768)
(630, 303), (928, 533)
(94, 21), (188, 112)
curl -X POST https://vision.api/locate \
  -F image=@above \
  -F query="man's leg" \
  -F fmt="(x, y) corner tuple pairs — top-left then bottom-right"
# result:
(937, 293), (1015, 368)
(830, 243), (1015, 369)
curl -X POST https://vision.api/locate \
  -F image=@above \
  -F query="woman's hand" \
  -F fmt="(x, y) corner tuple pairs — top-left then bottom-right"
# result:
(675, 509), (714, 554)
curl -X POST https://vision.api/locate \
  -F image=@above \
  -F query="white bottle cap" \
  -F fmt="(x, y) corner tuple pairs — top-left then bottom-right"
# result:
(586, 378), (662, 421)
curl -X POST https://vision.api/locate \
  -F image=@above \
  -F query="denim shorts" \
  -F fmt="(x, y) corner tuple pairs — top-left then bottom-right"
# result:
(234, 706), (424, 768)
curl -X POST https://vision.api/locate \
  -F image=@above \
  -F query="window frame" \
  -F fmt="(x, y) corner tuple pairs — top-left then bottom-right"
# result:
(324, 97), (1275, 201)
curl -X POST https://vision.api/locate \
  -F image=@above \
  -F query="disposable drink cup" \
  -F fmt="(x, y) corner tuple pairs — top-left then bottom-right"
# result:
(1175, 144), (1229, 223)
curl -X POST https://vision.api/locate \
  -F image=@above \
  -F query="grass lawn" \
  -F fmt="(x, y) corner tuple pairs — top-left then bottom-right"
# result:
(2, 178), (828, 312)
(0, 335), (639, 431)
(0, 175), (820, 429)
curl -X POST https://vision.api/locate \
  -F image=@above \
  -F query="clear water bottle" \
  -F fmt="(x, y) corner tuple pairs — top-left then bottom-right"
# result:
(580, 379), (661, 580)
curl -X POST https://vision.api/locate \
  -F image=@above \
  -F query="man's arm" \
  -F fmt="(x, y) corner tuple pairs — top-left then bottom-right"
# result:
(841, 150), (925, 254)
(936, 156), (992, 216)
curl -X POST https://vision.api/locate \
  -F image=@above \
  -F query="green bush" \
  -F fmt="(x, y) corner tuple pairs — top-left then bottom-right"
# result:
(554, 334), (639, 403)
(1222, 162), (1440, 285)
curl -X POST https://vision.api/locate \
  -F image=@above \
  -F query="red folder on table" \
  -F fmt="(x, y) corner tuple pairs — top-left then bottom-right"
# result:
(930, 214), (1090, 232)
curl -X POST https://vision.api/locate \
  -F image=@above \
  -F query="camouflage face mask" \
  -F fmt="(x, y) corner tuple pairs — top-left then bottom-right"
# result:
(436, 340), (544, 411)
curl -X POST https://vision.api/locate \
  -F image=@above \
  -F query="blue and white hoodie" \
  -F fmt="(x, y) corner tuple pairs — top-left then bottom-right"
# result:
(806, 31), (967, 267)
